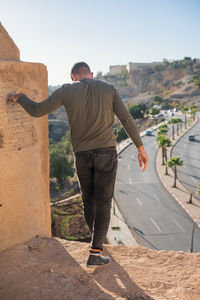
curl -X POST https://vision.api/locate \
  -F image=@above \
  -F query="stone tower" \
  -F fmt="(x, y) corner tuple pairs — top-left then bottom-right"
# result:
(0, 23), (51, 252)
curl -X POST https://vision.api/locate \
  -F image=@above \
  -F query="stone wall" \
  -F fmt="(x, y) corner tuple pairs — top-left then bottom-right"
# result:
(0, 24), (51, 252)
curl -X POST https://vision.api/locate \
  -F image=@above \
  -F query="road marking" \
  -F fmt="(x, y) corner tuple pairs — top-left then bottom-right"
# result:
(191, 177), (197, 183)
(172, 218), (185, 232)
(153, 194), (160, 202)
(150, 217), (162, 232)
(136, 197), (143, 207)
(128, 164), (130, 170)
(129, 178), (132, 184)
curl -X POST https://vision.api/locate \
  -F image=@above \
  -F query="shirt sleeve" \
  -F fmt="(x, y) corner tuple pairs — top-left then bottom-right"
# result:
(17, 87), (64, 118)
(112, 86), (143, 148)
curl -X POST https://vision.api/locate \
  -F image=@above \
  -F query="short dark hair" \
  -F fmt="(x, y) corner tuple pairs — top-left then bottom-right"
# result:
(71, 62), (91, 76)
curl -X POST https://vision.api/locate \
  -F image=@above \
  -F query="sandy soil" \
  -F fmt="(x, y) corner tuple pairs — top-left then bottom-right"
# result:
(0, 237), (200, 300)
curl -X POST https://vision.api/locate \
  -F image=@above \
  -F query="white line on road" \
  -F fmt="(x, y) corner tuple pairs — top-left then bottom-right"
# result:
(116, 181), (146, 184)
(150, 217), (162, 232)
(136, 197), (143, 207)
(153, 194), (160, 202)
(128, 164), (130, 170)
(172, 218), (185, 232)
(191, 177), (197, 184)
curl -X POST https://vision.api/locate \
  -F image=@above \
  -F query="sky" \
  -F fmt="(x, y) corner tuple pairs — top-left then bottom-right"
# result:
(1, 0), (200, 85)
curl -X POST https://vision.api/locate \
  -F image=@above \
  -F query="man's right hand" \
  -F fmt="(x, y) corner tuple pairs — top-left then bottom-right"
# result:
(7, 93), (23, 104)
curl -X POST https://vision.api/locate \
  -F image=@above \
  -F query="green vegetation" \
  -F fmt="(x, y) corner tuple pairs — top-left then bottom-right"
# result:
(49, 131), (74, 189)
(150, 107), (160, 117)
(51, 197), (91, 241)
(128, 103), (147, 119)
(192, 74), (200, 88)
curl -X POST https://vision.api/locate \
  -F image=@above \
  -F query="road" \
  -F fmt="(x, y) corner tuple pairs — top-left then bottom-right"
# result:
(172, 113), (200, 201)
(114, 113), (200, 252)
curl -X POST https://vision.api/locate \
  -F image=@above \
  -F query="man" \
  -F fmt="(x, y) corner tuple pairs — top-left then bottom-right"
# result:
(8, 62), (149, 268)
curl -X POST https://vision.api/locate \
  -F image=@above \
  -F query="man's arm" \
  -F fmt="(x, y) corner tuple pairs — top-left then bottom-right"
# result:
(113, 86), (149, 172)
(7, 87), (64, 118)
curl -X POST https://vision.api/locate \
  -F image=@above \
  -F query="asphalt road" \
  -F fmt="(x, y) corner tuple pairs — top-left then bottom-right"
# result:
(172, 113), (200, 201)
(114, 113), (200, 252)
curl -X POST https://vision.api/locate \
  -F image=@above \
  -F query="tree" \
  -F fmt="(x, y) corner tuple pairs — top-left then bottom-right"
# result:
(166, 157), (184, 187)
(49, 146), (74, 188)
(177, 118), (183, 134)
(116, 125), (128, 142)
(190, 105), (197, 121)
(168, 118), (178, 139)
(49, 132), (74, 189)
(181, 106), (189, 129)
(153, 96), (164, 104)
(197, 184), (200, 198)
(150, 107), (160, 118)
(156, 134), (171, 169)
(158, 127), (168, 136)
(188, 184), (200, 204)
(192, 75), (200, 88)
(128, 103), (147, 119)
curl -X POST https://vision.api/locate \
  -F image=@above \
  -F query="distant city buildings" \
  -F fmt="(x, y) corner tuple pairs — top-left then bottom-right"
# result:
(109, 62), (161, 75)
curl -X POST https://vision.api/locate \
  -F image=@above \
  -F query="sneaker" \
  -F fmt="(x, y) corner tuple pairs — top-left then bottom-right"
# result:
(86, 253), (110, 268)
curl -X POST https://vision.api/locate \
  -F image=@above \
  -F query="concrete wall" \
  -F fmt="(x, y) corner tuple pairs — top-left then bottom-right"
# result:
(0, 25), (51, 252)
(109, 65), (126, 75)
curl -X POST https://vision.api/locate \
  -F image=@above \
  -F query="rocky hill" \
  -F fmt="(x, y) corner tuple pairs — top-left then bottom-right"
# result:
(49, 58), (200, 128)
(0, 236), (200, 300)
(98, 58), (200, 107)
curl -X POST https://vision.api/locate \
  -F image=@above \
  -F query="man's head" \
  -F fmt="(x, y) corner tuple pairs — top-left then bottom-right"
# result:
(71, 62), (93, 82)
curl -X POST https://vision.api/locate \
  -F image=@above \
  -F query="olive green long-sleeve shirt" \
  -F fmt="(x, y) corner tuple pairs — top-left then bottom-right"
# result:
(18, 78), (143, 153)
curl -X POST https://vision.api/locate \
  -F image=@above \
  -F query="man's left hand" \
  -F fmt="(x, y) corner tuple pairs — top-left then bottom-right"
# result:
(138, 150), (149, 172)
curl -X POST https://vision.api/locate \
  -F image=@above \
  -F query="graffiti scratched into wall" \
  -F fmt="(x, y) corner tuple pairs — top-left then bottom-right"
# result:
(0, 95), (37, 151)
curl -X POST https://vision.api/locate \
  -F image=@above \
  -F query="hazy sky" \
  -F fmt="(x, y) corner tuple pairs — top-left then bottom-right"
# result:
(1, 0), (200, 85)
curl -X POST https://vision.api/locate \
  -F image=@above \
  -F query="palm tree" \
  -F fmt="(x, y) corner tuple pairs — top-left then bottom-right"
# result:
(197, 184), (200, 197)
(181, 106), (189, 129)
(190, 105), (197, 121)
(188, 184), (200, 204)
(158, 127), (168, 136)
(157, 134), (171, 172)
(177, 118), (183, 134)
(166, 156), (184, 187)
(188, 192), (194, 204)
(168, 118), (177, 140)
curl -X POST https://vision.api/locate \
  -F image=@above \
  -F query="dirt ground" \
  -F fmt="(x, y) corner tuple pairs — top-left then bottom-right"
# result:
(0, 236), (200, 300)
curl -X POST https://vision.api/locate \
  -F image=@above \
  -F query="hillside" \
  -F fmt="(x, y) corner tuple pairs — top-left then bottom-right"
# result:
(0, 236), (200, 300)
(97, 58), (200, 107)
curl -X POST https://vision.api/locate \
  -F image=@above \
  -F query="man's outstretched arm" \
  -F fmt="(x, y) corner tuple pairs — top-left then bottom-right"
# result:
(7, 87), (64, 118)
(113, 86), (149, 172)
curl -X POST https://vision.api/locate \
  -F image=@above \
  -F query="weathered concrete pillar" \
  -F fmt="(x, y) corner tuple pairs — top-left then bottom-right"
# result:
(0, 23), (51, 252)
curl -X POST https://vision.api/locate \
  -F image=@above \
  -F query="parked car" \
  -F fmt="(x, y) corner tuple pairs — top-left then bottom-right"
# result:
(146, 130), (152, 136)
(189, 134), (195, 141)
